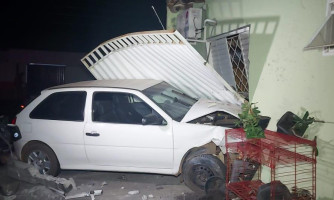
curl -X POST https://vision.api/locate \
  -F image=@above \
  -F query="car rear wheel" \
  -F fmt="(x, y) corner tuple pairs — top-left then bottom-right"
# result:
(22, 142), (60, 176)
(183, 154), (226, 193)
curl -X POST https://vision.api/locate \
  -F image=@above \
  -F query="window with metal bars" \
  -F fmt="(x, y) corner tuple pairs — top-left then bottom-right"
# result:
(227, 34), (249, 97)
(207, 25), (250, 99)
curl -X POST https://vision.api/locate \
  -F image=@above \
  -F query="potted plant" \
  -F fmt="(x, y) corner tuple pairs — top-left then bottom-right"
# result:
(236, 102), (266, 139)
(292, 111), (315, 137)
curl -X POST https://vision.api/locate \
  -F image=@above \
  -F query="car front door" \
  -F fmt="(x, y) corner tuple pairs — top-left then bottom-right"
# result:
(83, 89), (174, 170)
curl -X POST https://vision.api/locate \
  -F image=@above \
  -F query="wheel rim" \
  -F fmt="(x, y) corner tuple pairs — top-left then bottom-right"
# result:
(27, 150), (51, 174)
(192, 164), (215, 188)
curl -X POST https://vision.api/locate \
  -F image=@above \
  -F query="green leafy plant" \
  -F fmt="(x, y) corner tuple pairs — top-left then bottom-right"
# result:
(292, 111), (315, 137)
(236, 102), (265, 139)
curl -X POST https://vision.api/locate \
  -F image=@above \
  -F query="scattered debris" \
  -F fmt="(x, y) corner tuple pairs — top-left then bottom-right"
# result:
(148, 194), (154, 198)
(65, 190), (102, 200)
(65, 183), (103, 200)
(100, 181), (107, 188)
(121, 187), (125, 190)
(6, 160), (75, 194)
(128, 190), (140, 195)
(142, 195), (148, 200)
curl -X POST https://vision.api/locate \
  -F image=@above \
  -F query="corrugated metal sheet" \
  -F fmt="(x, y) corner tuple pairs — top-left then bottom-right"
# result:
(81, 30), (243, 105)
(210, 37), (236, 89)
(239, 31), (250, 76)
(305, 14), (334, 50)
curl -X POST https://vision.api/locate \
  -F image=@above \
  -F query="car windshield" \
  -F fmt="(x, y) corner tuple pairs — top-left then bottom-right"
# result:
(143, 82), (198, 122)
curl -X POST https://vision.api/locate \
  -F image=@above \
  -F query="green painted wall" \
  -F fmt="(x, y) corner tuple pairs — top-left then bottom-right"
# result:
(168, 0), (334, 199)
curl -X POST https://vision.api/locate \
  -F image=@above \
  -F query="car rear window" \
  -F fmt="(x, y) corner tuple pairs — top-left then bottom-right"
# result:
(30, 91), (86, 121)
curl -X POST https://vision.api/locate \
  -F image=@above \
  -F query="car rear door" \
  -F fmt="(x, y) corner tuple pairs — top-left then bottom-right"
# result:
(83, 89), (174, 170)
(26, 90), (88, 168)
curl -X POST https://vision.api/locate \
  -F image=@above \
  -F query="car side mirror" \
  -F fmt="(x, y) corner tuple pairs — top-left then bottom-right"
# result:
(142, 113), (164, 125)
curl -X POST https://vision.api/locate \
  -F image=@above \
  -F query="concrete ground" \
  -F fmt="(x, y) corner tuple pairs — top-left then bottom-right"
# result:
(0, 152), (220, 200)
(59, 170), (196, 200)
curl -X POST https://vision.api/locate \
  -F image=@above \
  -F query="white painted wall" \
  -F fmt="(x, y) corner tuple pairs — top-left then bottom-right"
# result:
(167, 0), (334, 199)
(207, 0), (334, 199)
(248, 1), (334, 198)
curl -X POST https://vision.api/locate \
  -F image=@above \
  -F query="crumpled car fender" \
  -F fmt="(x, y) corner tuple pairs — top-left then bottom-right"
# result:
(172, 121), (227, 174)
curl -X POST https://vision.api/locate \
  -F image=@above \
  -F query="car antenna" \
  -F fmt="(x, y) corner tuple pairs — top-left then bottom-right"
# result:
(151, 5), (165, 30)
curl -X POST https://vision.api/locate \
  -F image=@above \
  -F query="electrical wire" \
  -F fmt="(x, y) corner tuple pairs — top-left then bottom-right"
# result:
(152, 6), (165, 30)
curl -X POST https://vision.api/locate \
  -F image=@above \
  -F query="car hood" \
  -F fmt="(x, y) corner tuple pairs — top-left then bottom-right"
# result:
(181, 98), (241, 123)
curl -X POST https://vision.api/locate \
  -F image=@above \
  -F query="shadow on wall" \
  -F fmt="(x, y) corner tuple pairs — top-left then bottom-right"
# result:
(208, 16), (280, 99)
(316, 137), (334, 199)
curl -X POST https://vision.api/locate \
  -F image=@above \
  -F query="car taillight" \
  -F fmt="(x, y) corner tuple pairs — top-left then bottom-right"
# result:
(11, 117), (17, 125)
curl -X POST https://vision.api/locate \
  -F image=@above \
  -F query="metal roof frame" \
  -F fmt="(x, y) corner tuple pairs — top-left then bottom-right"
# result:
(81, 30), (244, 105)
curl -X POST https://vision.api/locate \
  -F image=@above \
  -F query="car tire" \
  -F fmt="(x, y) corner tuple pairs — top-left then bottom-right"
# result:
(183, 154), (226, 193)
(22, 142), (60, 176)
(257, 182), (292, 200)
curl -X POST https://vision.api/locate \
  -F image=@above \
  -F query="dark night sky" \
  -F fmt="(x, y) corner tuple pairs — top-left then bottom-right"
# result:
(0, 0), (167, 53)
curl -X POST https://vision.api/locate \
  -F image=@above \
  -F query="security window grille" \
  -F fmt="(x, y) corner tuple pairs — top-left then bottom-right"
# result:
(227, 34), (249, 96)
(207, 25), (250, 99)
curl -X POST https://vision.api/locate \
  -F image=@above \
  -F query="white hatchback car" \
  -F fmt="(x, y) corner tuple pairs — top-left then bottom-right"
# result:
(14, 79), (241, 192)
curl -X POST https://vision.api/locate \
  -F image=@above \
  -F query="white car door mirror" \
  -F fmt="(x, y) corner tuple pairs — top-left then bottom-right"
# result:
(142, 113), (166, 126)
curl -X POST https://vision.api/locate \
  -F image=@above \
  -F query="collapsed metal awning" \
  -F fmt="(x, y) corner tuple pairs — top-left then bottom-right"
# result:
(81, 30), (243, 105)
(305, 14), (334, 50)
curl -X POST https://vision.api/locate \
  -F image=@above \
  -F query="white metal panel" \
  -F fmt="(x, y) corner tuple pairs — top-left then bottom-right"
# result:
(210, 37), (236, 88)
(207, 26), (250, 97)
(81, 30), (243, 105)
(305, 14), (334, 50)
(239, 32), (250, 76)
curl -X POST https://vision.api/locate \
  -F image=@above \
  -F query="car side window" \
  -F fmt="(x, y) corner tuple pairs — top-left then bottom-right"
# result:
(30, 91), (87, 121)
(92, 92), (163, 125)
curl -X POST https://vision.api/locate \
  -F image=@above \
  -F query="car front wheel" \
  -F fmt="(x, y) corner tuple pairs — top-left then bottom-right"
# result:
(22, 142), (60, 176)
(182, 154), (226, 193)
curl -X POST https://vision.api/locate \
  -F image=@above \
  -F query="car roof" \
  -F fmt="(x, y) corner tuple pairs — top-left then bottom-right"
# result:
(48, 79), (162, 91)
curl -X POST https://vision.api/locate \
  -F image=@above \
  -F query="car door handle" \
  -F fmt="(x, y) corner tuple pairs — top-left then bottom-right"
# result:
(86, 132), (100, 137)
